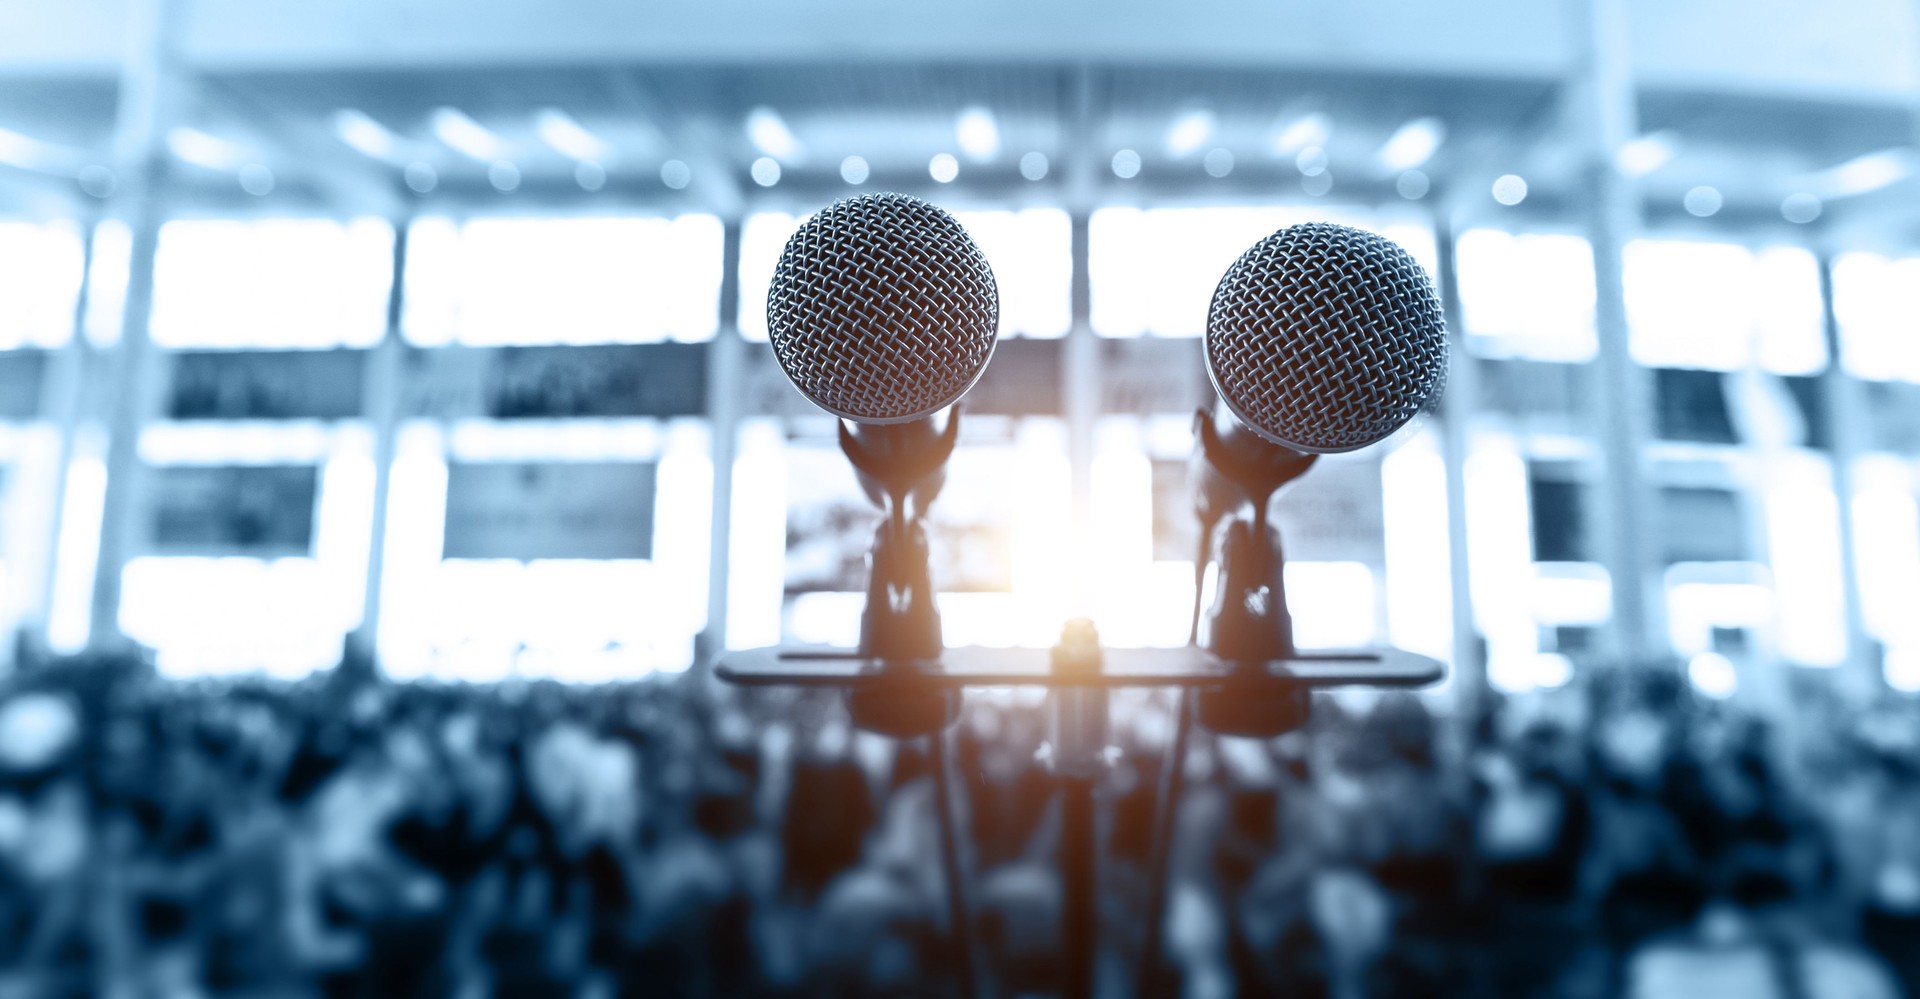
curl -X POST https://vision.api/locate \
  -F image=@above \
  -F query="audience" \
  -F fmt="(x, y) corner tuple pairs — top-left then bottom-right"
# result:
(0, 650), (1910, 997)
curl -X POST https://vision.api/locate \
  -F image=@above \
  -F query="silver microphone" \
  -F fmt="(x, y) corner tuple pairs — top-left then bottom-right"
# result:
(766, 192), (1000, 424)
(1205, 221), (1446, 454)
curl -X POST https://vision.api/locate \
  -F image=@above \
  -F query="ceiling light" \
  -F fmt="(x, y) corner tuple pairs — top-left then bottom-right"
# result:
(403, 162), (437, 194)
(430, 108), (503, 161)
(750, 157), (782, 187)
(956, 107), (999, 160)
(331, 109), (397, 160)
(746, 107), (802, 162)
(1780, 192), (1821, 223)
(166, 127), (251, 170)
(1816, 148), (1913, 198)
(1166, 109), (1214, 158)
(929, 153), (959, 183)
(0, 126), (85, 173)
(1378, 117), (1445, 172)
(1203, 148), (1234, 178)
(1616, 131), (1677, 177)
(535, 108), (612, 162)
(1683, 185), (1721, 217)
(1270, 112), (1331, 156)
(1295, 145), (1328, 177)
(1019, 152), (1049, 181)
(1492, 174), (1528, 205)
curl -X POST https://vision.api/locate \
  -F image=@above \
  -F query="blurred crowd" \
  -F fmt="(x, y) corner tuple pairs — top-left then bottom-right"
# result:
(0, 651), (1914, 999)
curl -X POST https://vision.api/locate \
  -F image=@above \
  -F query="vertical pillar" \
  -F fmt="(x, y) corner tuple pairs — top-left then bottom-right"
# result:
(32, 214), (100, 654)
(1431, 212), (1486, 717)
(1064, 211), (1099, 614)
(88, 0), (183, 649)
(346, 219), (409, 672)
(1062, 67), (1101, 616)
(702, 218), (744, 662)
(1816, 252), (1876, 692)
(1574, 0), (1661, 660)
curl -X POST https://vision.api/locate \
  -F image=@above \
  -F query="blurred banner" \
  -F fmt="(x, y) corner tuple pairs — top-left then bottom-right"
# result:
(1269, 453), (1388, 566)
(149, 465), (318, 555)
(443, 461), (656, 560)
(1151, 453), (1387, 565)
(744, 338), (1210, 420)
(0, 352), (44, 420)
(1656, 485), (1749, 564)
(407, 344), (707, 419)
(167, 350), (365, 420)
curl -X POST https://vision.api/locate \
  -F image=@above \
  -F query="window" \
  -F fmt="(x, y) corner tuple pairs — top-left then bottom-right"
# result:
(0, 221), (84, 349)
(1455, 229), (1596, 361)
(1831, 252), (1920, 382)
(1091, 206), (1435, 338)
(376, 419), (712, 681)
(404, 215), (722, 347)
(954, 209), (1071, 338)
(152, 219), (393, 348)
(1625, 240), (1825, 374)
(738, 212), (801, 341)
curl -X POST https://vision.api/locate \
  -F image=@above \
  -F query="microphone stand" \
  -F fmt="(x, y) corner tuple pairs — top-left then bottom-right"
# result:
(1134, 408), (1319, 996)
(719, 406), (1443, 999)
(835, 410), (982, 999)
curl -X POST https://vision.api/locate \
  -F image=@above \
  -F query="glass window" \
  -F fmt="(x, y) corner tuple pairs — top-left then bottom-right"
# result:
(0, 221), (84, 349)
(1455, 229), (1597, 361)
(152, 219), (393, 349)
(1625, 240), (1825, 374)
(738, 212), (801, 341)
(115, 427), (377, 678)
(376, 419), (711, 681)
(1831, 252), (1920, 382)
(954, 208), (1072, 338)
(1091, 206), (1435, 338)
(404, 215), (723, 347)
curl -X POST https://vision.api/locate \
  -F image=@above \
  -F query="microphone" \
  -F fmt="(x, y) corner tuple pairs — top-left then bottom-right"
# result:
(768, 192), (999, 515)
(1192, 221), (1447, 731)
(764, 192), (1000, 681)
(767, 191), (999, 425)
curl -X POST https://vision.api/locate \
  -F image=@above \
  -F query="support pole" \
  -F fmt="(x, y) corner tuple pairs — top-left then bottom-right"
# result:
(1135, 691), (1191, 998)
(1573, 0), (1661, 660)
(89, 0), (183, 650)
(346, 220), (409, 674)
(1063, 67), (1100, 617)
(1431, 211), (1486, 718)
(1815, 252), (1877, 693)
(33, 214), (100, 657)
(1051, 620), (1106, 999)
(702, 218), (744, 665)
(929, 729), (982, 999)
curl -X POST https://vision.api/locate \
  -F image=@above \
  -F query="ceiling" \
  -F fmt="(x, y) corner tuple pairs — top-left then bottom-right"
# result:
(0, 0), (1915, 249)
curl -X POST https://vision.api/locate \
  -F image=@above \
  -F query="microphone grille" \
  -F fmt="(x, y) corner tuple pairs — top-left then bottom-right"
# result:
(1206, 222), (1447, 453)
(767, 193), (999, 423)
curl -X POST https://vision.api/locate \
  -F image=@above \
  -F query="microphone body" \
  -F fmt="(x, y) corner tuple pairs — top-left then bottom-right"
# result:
(764, 192), (1000, 736)
(1191, 222), (1448, 736)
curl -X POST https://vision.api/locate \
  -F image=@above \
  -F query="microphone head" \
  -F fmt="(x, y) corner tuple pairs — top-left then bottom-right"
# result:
(767, 193), (1000, 423)
(1205, 222), (1447, 454)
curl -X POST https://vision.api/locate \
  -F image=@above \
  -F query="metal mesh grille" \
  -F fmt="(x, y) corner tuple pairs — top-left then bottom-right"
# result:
(767, 193), (999, 422)
(1205, 222), (1447, 453)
